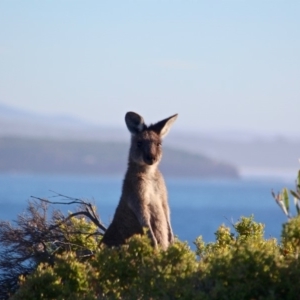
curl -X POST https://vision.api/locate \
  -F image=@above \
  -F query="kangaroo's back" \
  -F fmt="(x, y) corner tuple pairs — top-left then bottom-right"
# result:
(101, 111), (178, 249)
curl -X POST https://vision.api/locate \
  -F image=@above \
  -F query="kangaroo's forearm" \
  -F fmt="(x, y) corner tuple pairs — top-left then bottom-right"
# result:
(128, 201), (157, 245)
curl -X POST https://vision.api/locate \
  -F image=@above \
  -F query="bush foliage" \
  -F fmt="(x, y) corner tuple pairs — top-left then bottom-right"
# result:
(7, 214), (300, 300)
(2, 170), (300, 299)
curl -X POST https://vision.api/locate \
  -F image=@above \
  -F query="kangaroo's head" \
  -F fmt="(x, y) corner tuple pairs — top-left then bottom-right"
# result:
(125, 112), (178, 166)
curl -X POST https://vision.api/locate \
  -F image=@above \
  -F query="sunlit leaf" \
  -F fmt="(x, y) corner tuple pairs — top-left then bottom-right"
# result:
(272, 190), (289, 217)
(282, 188), (290, 214)
(279, 200), (289, 217)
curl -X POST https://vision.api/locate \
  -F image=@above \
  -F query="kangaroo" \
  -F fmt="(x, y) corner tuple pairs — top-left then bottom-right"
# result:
(101, 111), (178, 250)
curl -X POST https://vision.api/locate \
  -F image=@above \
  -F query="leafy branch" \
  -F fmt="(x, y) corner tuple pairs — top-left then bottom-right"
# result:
(272, 168), (300, 219)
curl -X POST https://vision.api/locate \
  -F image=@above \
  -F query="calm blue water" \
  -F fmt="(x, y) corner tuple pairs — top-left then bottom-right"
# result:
(0, 173), (294, 248)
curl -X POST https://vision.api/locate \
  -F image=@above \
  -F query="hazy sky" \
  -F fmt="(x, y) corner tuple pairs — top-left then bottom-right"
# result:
(1, 1), (299, 134)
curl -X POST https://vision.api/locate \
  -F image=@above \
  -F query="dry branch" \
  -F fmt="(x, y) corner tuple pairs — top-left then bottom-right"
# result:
(0, 193), (107, 300)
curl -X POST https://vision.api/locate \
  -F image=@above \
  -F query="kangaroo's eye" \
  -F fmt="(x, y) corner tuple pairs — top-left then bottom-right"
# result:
(137, 141), (142, 147)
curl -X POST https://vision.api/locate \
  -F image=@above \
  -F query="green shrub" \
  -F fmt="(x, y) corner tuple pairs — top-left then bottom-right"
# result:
(195, 216), (281, 300)
(10, 215), (300, 300)
(12, 235), (198, 300)
(281, 213), (300, 256)
(12, 254), (92, 300)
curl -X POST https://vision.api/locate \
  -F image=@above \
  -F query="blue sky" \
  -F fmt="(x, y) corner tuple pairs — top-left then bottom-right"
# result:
(0, 0), (299, 134)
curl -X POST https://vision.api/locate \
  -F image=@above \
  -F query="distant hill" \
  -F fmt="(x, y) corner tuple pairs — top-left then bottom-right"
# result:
(0, 137), (239, 178)
(0, 103), (126, 140)
(0, 103), (87, 124)
(2, 102), (298, 178)
(167, 132), (300, 177)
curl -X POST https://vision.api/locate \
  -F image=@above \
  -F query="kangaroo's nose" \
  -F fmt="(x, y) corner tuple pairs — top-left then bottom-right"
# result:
(145, 155), (155, 165)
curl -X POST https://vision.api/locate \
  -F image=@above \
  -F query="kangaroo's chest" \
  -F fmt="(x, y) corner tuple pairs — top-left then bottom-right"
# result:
(142, 181), (167, 222)
(142, 179), (162, 204)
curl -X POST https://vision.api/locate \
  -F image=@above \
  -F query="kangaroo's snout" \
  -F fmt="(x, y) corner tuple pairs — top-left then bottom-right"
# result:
(144, 154), (156, 165)
(142, 139), (160, 165)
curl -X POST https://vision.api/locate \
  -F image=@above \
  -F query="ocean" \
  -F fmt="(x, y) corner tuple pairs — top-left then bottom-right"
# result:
(0, 173), (294, 248)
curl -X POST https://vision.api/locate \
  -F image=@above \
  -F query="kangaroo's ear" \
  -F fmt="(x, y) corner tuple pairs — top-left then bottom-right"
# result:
(125, 112), (146, 134)
(151, 114), (178, 138)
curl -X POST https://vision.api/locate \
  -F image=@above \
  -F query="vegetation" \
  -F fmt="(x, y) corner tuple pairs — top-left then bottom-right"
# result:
(0, 195), (106, 300)
(5, 215), (300, 300)
(1, 170), (300, 299)
(272, 170), (300, 218)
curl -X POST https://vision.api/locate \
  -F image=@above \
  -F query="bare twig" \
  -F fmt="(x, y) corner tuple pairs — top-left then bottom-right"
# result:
(0, 193), (107, 300)
(31, 195), (107, 233)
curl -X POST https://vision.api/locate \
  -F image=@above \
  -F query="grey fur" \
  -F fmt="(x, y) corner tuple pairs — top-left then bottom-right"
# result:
(101, 111), (178, 250)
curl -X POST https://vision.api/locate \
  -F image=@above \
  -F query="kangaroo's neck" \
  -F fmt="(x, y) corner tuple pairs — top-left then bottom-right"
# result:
(127, 159), (158, 177)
